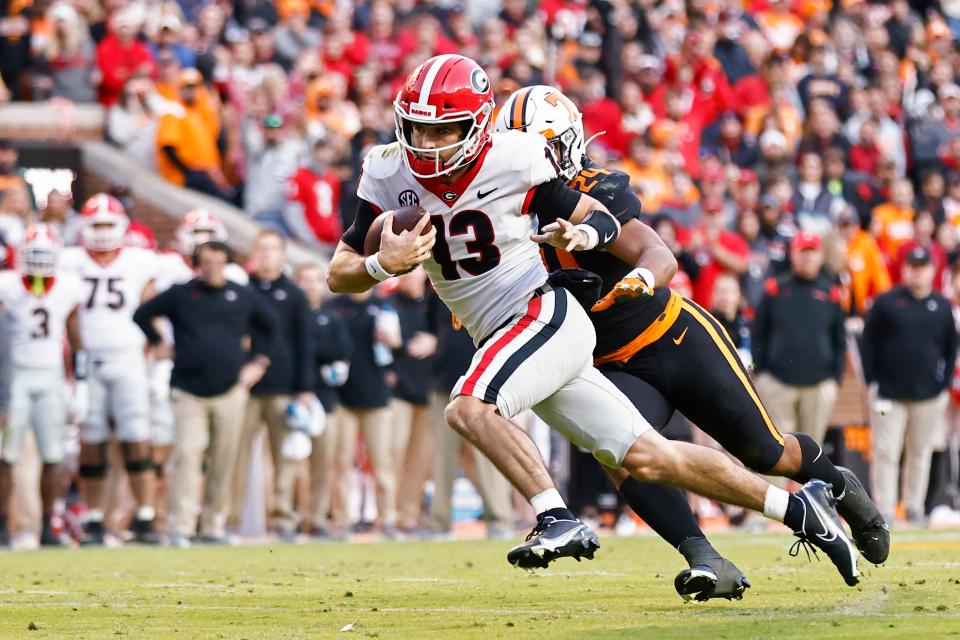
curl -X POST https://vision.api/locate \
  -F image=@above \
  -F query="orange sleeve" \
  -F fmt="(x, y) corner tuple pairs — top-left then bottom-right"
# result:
(156, 113), (182, 150)
(871, 242), (892, 295)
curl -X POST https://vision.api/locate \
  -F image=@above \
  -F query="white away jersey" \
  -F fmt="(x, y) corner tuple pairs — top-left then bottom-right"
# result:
(60, 247), (158, 353)
(0, 270), (85, 368)
(357, 131), (560, 342)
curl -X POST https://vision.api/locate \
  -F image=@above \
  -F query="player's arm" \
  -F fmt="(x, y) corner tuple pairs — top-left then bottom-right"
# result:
(66, 305), (90, 380)
(327, 200), (435, 293)
(529, 178), (619, 252)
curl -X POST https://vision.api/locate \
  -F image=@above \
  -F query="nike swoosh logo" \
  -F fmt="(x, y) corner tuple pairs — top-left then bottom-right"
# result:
(477, 188), (498, 199)
(603, 230), (616, 244)
(808, 498), (838, 543)
(673, 327), (688, 345)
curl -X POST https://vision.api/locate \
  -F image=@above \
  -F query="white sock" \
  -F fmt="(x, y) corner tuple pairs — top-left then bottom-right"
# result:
(136, 505), (156, 521)
(83, 509), (104, 523)
(530, 488), (566, 516)
(762, 486), (790, 523)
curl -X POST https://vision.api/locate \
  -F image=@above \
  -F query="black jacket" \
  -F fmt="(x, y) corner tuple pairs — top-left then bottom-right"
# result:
(752, 273), (847, 386)
(133, 279), (277, 397)
(390, 291), (435, 406)
(311, 304), (354, 412)
(862, 286), (958, 401)
(248, 273), (315, 396)
(325, 294), (392, 410)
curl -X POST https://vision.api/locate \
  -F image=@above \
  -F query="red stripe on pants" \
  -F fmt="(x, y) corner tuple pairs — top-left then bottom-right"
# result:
(460, 296), (543, 397)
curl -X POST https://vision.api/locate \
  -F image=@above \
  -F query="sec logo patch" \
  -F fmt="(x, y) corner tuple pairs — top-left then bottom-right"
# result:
(399, 190), (420, 207)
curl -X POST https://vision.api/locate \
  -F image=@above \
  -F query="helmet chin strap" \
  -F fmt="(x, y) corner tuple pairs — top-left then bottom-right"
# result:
(584, 130), (606, 147)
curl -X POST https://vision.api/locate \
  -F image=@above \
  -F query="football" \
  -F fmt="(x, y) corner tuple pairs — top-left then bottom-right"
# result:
(363, 205), (431, 257)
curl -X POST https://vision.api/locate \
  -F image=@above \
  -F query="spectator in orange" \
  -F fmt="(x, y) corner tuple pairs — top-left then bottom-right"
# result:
(305, 75), (360, 142)
(156, 68), (230, 200)
(618, 135), (669, 214)
(871, 177), (916, 263)
(836, 208), (891, 316)
(757, 0), (804, 53)
(95, 8), (156, 106)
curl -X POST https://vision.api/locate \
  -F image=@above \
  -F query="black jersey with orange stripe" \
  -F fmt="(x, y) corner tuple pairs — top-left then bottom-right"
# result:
(538, 157), (672, 358)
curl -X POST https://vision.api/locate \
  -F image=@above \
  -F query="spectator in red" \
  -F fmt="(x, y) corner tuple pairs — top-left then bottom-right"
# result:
(849, 117), (884, 176)
(892, 210), (948, 290)
(650, 29), (733, 128)
(95, 8), (156, 107)
(284, 138), (342, 250)
(685, 199), (750, 307)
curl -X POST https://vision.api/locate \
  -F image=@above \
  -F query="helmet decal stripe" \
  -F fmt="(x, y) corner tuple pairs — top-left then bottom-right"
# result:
(418, 53), (457, 106)
(510, 87), (532, 130)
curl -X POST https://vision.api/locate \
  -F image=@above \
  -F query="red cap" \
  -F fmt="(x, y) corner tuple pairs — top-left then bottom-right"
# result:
(702, 199), (724, 214)
(702, 166), (725, 183)
(736, 169), (758, 186)
(791, 231), (822, 251)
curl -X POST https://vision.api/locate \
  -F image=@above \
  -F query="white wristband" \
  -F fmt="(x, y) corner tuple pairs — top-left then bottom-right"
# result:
(364, 252), (395, 282)
(574, 224), (599, 251)
(632, 267), (655, 289)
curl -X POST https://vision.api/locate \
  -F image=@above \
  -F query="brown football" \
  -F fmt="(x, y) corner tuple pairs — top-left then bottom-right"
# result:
(363, 205), (431, 257)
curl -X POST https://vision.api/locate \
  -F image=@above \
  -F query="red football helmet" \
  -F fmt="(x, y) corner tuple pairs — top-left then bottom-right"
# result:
(393, 54), (494, 178)
(80, 193), (129, 252)
(20, 223), (63, 277)
(175, 208), (228, 255)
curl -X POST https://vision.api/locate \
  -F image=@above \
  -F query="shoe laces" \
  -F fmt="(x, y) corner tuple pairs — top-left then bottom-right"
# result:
(789, 532), (821, 563)
(524, 515), (558, 541)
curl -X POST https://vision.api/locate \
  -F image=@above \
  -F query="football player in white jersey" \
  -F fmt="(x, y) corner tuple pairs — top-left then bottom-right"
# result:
(59, 194), (161, 545)
(0, 224), (85, 547)
(151, 209), (248, 473)
(328, 54), (860, 587)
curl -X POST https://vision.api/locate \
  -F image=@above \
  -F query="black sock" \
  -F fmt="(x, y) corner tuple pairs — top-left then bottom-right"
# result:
(783, 494), (805, 531)
(0, 514), (6, 530)
(790, 433), (846, 498)
(538, 507), (576, 522)
(678, 536), (721, 567)
(619, 477), (704, 548)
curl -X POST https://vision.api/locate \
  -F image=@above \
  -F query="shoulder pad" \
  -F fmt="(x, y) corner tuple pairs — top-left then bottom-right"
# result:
(496, 131), (553, 171)
(362, 143), (405, 180)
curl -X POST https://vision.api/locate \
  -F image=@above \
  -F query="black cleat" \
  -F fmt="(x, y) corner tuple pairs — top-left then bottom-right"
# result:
(791, 480), (860, 587)
(675, 537), (750, 602)
(40, 519), (64, 547)
(80, 520), (105, 546)
(130, 517), (162, 545)
(835, 466), (890, 565)
(507, 517), (599, 569)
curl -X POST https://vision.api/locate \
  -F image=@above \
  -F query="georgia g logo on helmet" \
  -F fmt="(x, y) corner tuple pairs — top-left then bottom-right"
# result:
(393, 54), (495, 179)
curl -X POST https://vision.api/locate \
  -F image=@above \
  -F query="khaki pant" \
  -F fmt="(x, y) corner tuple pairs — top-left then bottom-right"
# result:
(169, 384), (248, 537)
(333, 406), (396, 528)
(391, 398), (433, 530)
(229, 394), (297, 531)
(871, 391), (949, 520)
(308, 407), (344, 529)
(755, 373), (838, 444)
(427, 391), (514, 532)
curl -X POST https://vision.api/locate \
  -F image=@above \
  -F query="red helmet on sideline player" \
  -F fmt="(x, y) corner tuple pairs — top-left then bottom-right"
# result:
(19, 223), (62, 277)
(175, 208), (228, 256)
(393, 54), (494, 178)
(80, 193), (129, 252)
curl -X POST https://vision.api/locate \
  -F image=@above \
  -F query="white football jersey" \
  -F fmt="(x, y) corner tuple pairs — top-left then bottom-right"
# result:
(358, 131), (559, 342)
(0, 270), (85, 369)
(60, 247), (158, 353)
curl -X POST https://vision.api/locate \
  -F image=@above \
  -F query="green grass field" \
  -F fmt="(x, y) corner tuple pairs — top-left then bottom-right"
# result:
(1, 530), (959, 639)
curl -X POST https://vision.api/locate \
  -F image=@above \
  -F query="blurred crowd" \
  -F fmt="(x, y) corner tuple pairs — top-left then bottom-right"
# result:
(0, 0), (959, 543)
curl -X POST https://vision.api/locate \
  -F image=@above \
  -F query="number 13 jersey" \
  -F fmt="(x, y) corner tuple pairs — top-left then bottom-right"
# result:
(60, 246), (158, 354)
(352, 130), (561, 343)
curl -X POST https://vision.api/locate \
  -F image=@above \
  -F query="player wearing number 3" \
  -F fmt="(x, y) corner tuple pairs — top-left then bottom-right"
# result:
(60, 194), (161, 545)
(328, 55), (862, 586)
(0, 224), (85, 546)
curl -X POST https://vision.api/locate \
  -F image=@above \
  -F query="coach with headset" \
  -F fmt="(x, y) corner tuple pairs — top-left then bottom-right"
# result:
(134, 241), (278, 547)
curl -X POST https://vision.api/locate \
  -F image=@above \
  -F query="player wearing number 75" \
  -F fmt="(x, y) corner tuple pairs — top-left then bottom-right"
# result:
(59, 194), (162, 546)
(327, 55), (862, 587)
(0, 224), (86, 547)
